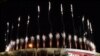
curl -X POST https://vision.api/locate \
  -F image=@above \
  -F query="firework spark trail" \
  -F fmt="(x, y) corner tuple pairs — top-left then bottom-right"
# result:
(26, 16), (30, 37)
(10, 24), (14, 40)
(70, 4), (76, 34)
(48, 2), (53, 32)
(5, 22), (10, 50)
(17, 17), (21, 38)
(60, 4), (65, 32)
(82, 16), (85, 36)
(37, 5), (40, 34)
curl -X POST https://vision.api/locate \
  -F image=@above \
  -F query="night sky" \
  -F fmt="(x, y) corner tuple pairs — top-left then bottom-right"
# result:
(0, 0), (100, 53)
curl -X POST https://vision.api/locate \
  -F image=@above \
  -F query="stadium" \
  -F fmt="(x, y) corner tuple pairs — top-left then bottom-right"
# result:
(0, 0), (100, 56)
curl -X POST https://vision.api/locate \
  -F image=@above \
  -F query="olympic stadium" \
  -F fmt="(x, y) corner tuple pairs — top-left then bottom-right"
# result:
(0, 0), (100, 56)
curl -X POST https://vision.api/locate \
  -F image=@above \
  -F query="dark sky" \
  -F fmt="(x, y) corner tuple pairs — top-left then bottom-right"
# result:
(0, 0), (100, 53)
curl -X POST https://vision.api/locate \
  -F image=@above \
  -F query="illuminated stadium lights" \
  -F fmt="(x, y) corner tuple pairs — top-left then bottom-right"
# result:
(4, 20), (96, 52)
(7, 35), (96, 52)
(4, 33), (96, 52)
(3, 2), (97, 55)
